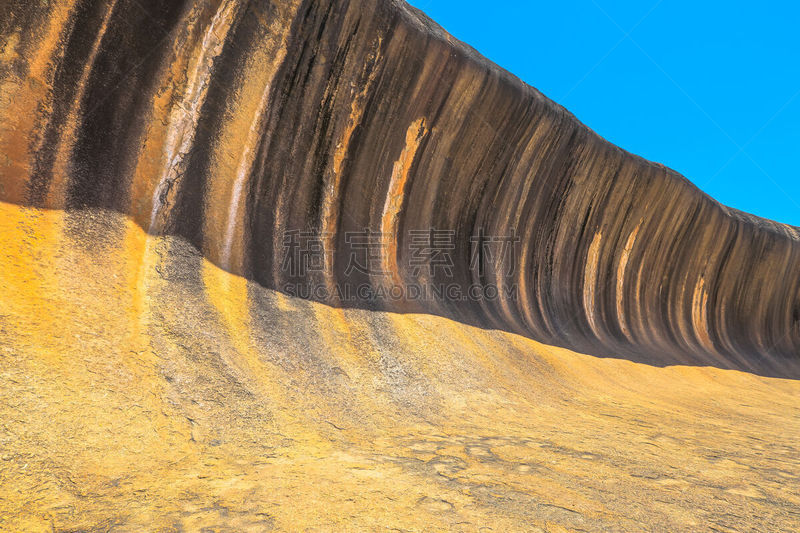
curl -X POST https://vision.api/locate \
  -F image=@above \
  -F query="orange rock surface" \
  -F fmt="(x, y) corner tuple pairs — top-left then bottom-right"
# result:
(1, 202), (799, 531)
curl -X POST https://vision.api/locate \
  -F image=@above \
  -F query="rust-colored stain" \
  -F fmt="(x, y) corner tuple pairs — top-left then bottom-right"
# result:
(382, 117), (428, 284)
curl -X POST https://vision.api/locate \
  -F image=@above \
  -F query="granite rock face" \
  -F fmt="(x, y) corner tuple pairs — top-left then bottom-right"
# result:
(2, 1), (800, 530)
(1, 0), (798, 374)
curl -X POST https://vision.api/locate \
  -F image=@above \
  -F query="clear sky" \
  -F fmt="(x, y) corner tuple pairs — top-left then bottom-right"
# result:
(407, 0), (800, 226)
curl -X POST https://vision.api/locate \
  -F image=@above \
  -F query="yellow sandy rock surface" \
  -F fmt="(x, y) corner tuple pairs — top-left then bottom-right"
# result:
(1, 201), (799, 531)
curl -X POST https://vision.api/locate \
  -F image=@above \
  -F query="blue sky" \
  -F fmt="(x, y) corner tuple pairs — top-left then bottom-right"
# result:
(407, 0), (800, 226)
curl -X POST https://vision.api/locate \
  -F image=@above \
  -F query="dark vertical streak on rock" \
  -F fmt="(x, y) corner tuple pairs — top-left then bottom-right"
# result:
(25, 0), (98, 206)
(169, 0), (255, 245)
(67, 0), (188, 211)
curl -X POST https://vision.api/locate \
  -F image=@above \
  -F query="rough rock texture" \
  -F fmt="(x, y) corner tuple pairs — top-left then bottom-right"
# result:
(1, 202), (799, 531)
(1, 0), (799, 530)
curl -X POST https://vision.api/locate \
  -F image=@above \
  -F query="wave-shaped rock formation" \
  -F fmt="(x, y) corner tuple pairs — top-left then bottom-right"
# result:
(2, 0), (799, 374)
(2, 0), (800, 530)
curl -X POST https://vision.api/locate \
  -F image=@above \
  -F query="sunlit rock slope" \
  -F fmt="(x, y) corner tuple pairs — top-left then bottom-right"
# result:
(1, 0), (799, 530)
